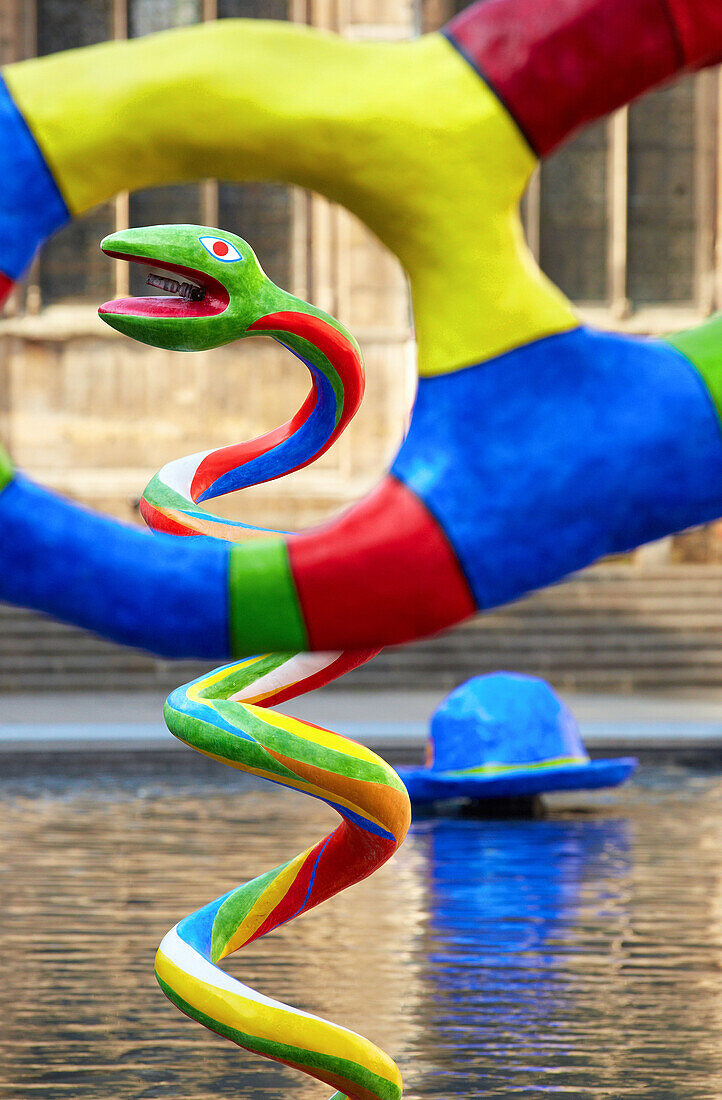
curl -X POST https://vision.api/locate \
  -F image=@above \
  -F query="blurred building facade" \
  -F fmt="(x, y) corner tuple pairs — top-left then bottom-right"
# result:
(0, 0), (416, 532)
(1, 0), (722, 561)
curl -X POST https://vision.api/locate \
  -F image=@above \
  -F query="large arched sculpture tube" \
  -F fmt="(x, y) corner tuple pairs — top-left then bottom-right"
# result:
(2, 0), (722, 655)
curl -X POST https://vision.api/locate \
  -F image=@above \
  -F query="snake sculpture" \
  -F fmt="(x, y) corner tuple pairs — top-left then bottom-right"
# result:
(95, 223), (412, 1100)
(3, 0), (722, 1096)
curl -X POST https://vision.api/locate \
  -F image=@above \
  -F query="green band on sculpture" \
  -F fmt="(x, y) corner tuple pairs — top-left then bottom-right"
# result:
(210, 861), (295, 963)
(228, 540), (308, 655)
(0, 446), (14, 492)
(665, 314), (722, 425)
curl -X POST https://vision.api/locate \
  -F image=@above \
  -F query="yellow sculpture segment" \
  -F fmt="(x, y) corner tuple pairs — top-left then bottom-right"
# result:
(4, 23), (576, 375)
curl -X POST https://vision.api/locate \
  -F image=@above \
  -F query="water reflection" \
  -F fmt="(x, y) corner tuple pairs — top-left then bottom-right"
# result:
(405, 778), (722, 1098)
(0, 777), (425, 1100)
(408, 815), (632, 1097)
(3, 767), (722, 1097)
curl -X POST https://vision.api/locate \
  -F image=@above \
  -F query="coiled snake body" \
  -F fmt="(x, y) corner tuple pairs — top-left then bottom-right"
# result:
(98, 224), (411, 1100)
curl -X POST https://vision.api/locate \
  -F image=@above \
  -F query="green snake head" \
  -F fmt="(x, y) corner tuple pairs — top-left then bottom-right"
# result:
(98, 224), (284, 352)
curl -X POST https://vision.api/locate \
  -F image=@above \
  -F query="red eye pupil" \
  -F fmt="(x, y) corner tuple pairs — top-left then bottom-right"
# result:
(212, 241), (229, 257)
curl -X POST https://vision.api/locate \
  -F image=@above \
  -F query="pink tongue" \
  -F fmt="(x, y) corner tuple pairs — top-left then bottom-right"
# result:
(98, 295), (212, 318)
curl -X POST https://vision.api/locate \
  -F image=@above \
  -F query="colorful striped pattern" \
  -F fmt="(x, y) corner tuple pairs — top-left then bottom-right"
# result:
(159, 655), (409, 1100)
(132, 285), (410, 1097)
(139, 310), (363, 539)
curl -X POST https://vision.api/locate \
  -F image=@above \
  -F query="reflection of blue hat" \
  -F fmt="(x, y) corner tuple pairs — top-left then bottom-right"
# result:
(397, 673), (637, 804)
(418, 813), (632, 1072)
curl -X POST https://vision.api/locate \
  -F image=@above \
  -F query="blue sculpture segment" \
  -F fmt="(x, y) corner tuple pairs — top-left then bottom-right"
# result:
(392, 328), (722, 610)
(0, 74), (69, 282)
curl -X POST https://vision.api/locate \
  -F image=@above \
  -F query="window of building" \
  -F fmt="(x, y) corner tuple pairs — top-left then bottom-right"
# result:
(21, 0), (293, 310)
(535, 73), (718, 324)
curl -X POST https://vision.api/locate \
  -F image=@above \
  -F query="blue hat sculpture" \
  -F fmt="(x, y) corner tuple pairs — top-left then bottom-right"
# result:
(398, 672), (637, 805)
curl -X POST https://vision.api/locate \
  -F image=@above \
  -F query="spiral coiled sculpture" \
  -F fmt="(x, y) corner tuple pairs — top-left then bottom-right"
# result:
(96, 224), (411, 1100)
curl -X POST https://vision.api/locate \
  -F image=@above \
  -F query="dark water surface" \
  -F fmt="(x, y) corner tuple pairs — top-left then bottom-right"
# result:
(2, 762), (722, 1098)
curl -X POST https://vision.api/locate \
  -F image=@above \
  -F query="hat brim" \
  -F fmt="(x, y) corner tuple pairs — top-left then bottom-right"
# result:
(396, 758), (638, 804)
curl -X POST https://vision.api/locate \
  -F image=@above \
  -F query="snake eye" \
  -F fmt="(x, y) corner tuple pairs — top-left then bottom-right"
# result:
(199, 236), (243, 263)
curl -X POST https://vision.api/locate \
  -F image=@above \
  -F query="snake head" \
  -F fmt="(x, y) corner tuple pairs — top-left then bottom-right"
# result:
(98, 224), (273, 351)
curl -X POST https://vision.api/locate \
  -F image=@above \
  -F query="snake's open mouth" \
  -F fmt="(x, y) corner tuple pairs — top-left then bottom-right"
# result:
(99, 250), (229, 319)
